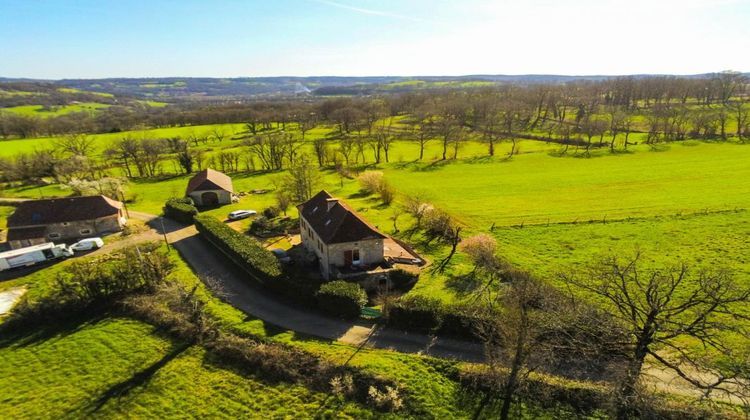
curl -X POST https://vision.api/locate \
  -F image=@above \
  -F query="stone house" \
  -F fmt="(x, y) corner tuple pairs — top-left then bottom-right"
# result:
(186, 168), (234, 206)
(297, 190), (386, 280)
(6, 195), (126, 249)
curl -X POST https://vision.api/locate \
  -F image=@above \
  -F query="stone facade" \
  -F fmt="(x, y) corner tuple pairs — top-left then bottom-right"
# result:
(300, 214), (384, 279)
(189, 189), (232, 206)
(8, 212), (125, 249)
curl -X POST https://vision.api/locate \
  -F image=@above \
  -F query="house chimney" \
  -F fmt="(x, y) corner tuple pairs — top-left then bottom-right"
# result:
(326, 198), (338, 212)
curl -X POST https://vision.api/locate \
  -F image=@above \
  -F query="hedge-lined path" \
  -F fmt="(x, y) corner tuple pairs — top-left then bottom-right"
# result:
(129, 211), (485, 362)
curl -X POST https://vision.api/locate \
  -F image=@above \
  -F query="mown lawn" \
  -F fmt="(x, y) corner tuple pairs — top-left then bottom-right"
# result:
(0, 243), (590, 418)
(0, 318), (377, 418)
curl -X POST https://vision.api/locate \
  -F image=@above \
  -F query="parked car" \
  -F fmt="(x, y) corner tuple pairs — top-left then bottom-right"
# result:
(228, 209), (257, 220)
(69, 237), (104, 252)
(271, 248), (292, 264)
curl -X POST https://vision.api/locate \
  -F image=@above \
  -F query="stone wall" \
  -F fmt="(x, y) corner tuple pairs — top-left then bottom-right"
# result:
(9, 213), (125, 249)
(189, 190), (231, 206)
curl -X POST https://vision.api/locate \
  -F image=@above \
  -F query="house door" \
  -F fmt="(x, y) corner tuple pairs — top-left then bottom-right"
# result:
(344, 250), (353, 266)
(201, 191), (219, 206)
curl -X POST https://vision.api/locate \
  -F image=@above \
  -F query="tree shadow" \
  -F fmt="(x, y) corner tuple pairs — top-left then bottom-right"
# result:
(87, 341), (192, 413)
(444, 272), (484, 297)
(464, 155), (494, 164)
(411, 159), (451, 172)
(0, 312), (110, 349)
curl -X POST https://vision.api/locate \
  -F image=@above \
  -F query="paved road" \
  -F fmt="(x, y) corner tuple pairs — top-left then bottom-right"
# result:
(129, 211), (485, 362)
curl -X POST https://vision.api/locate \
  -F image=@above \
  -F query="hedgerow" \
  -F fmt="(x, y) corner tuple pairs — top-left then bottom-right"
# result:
(316, 281), (367, 319)
(194, 214), (319, 306)
(163, 197), (198, 224)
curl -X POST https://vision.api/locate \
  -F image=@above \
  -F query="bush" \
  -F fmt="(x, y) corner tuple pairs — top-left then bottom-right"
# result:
(358, 170), (384, 194)
(387, 295), (444, 333)
(163, 197), (198, 224)
(378, 181), (395, 205)
(250, 215), (272, 233)
(438, 304), (483, 340)
(388, 268), (419, 290)
(316, 281), (367, 319)
(263, 206), (280, 219)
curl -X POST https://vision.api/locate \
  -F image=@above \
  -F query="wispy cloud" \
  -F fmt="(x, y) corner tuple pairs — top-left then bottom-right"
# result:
(310, 0), (428, 23)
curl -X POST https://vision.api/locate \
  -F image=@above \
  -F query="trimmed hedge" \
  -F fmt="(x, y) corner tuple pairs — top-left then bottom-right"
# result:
(163, 198), (198, 224)
(387, 295), (444, 334)
(316, 281), (367, 319)
(387, 296), (486, 340)
(194, 214), (319, 306)
(195, 214), (283, 279)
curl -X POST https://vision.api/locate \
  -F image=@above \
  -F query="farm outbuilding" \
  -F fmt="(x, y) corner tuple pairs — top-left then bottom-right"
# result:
(185, 168), (234, 206)
(6, 195), (126, 249)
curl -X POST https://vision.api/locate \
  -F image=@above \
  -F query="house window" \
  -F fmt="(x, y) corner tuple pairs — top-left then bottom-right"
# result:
(345, 249), (361, 266)
(48, 233), (61, 239)
(79, 229), (92, 235)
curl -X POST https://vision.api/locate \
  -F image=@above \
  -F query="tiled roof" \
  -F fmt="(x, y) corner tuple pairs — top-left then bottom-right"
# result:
(185, 168), (233, 195)
(7, 195), (122, 227)
(297, 190), (386, 245)
(6, 226), (47, 241)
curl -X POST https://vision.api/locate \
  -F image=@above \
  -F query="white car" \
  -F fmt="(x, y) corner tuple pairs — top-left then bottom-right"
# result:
(69, 237), (104, 252)
(228, 210), (257, 220)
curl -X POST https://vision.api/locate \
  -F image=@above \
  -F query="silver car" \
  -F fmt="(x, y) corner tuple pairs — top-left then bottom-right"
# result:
(228, 210), (257, 220)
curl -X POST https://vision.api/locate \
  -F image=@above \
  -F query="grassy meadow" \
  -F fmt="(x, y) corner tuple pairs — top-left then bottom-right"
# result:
(1, 243), (584, 419)
(2, 121), (749, 302)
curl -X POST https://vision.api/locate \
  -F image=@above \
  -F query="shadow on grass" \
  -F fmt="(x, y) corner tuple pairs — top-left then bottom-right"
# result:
(444, 272), (483, 297)
(0, 312), (110, 349)
(87, 342), (192, 414)
(411, 159), (452, 172)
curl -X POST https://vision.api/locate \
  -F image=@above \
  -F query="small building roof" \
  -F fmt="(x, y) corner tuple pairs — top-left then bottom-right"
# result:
(297, 190), (387, 245)
(186, 168), (234, 195)
(6, 226), (47, 241)
(7, 195), (123, 228)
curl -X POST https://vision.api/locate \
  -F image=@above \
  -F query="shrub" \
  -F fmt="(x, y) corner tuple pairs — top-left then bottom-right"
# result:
(263, 206), (280, 219)
(250, 215), (272, 233)
(316, 281), (367, 319)
(460, 234), (499, 270)
(387, 295), (444, 333)
(368, 385), (404, 412)
(1, 243), (172, 332)
(388, 268), (419, 289)
(378, 181), (395, 205)
(438, 304), (483, 340)
(357, 170), (384, 194)
(163, 197), (198, 224)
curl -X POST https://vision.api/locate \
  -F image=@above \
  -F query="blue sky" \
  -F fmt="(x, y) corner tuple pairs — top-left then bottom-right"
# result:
(1, 0), (749, 78)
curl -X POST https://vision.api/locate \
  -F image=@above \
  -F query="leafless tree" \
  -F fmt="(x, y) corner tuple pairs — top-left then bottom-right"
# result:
(562, 253), (750, 418)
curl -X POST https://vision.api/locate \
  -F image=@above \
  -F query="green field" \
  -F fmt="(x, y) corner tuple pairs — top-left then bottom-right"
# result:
(0, 318), (378, 418)
(2, 124), (749, 302)
(1, 244), (576, 419)
(2, 102), (111, 118)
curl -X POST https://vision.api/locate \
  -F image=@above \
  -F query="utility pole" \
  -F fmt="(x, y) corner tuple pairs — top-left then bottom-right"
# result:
(160, 216), (170, 253)
(119, 190), (130, 218)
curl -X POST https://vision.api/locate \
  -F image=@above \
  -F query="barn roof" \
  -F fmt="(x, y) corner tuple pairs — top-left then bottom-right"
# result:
(7, 195), (122, 227)
(185, 168), (234, 195)
(297, 190), (386, 245)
